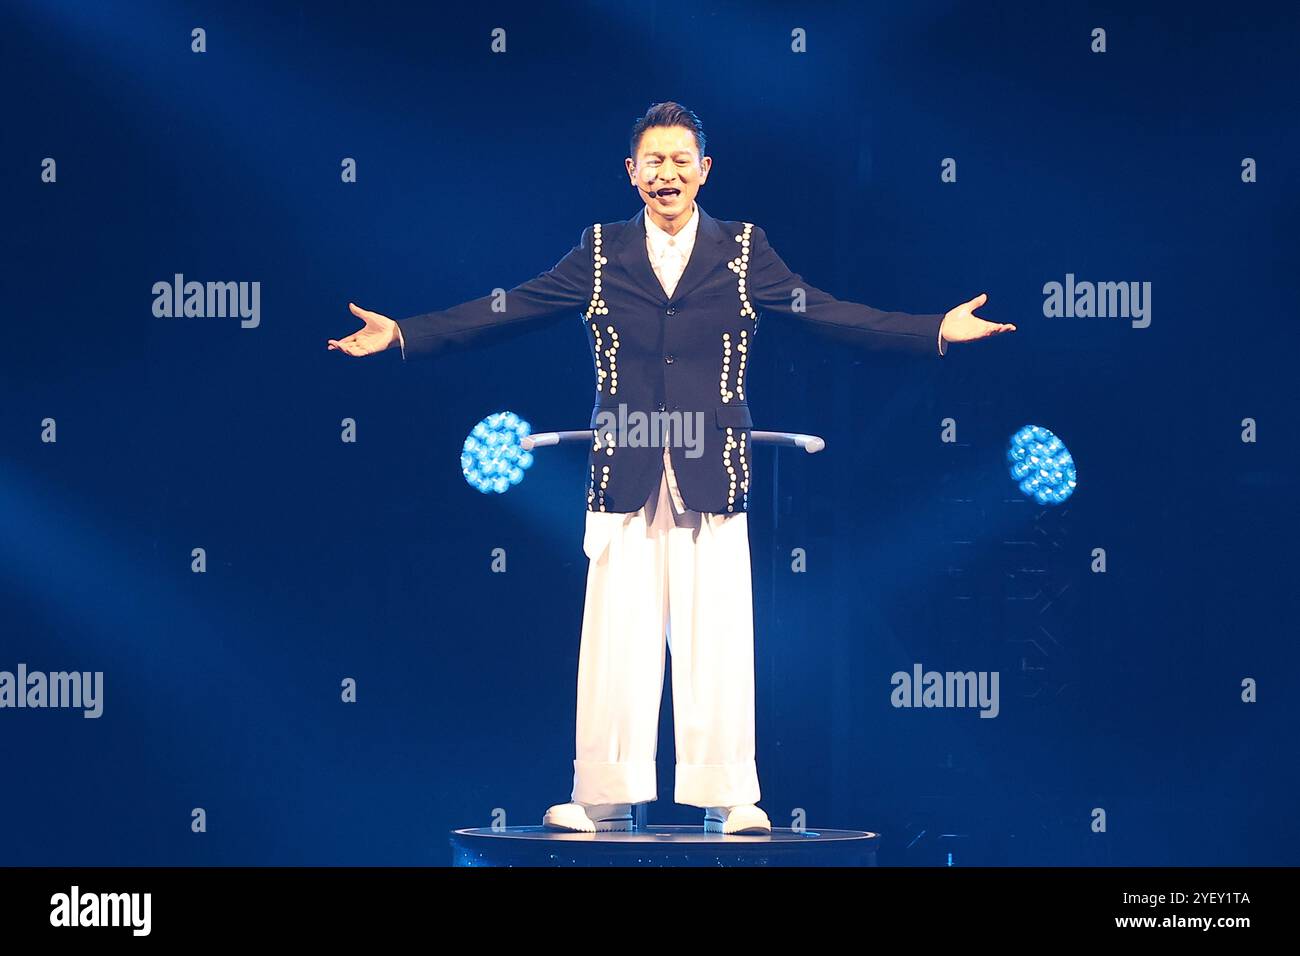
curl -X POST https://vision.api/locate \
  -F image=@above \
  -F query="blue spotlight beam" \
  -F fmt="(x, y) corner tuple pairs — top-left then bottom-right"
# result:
(461, 411), (534, 494)
(1007, 425), (1077, 505)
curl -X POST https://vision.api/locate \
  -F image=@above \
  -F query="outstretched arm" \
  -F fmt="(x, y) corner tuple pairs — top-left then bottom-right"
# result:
(743, 225), (1013, 355)
(327, 225), (595, 360)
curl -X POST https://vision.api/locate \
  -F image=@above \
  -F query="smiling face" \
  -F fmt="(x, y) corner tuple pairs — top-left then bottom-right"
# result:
(625, 125), (711, 234)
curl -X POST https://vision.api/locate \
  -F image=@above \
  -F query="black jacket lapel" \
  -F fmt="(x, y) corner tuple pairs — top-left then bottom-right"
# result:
(616, 204), (730, 304)
(615, 207), (672, 302)
(670, 204), (729, 302)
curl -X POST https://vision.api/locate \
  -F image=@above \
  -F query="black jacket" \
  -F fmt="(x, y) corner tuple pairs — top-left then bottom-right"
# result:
(395, 205), (946, 514)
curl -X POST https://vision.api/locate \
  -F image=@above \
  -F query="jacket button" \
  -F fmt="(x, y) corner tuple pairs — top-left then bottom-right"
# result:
(665, 306), (677, 316)
(664, 354), (675, 364)
(656, 401), (667, 412)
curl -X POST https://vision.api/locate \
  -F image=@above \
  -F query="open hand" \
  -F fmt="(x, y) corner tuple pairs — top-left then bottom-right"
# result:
(327, 303), (399, 356)
(940, 293), (1016, 344)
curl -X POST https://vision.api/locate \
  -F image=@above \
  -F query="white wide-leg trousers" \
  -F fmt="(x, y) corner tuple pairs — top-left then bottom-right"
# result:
(571, 457), (760, 809)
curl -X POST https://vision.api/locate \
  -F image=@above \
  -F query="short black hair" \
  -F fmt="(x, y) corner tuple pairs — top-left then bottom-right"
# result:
(629, 102), (707, 159)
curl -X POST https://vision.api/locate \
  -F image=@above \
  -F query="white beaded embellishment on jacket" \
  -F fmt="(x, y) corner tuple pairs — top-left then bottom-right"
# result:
(586, 223), (619, 396)
(586, 223), (615, 511)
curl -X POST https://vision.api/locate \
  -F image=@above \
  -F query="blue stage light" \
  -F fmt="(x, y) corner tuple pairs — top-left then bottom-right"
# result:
(461, 411), (534, 493)
(1007, 425), (1077, 505)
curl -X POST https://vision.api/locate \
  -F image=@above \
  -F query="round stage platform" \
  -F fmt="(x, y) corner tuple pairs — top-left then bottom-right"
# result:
(450, 825), (879, 867)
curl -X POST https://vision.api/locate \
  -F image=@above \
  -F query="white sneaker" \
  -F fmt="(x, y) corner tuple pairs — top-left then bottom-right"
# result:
(542, 801), (634, 832)
(703, 804), (771, 834)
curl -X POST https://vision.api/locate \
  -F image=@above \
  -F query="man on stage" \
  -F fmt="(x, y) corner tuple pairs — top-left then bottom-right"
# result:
(328, 102), (1015, 834)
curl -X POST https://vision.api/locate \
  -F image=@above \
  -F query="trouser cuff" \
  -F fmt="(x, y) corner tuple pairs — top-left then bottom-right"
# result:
(674, 760), (761, 809)
(571, 759), (657, 805)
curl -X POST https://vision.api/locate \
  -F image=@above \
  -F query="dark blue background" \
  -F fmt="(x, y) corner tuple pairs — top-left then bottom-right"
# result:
(3, 0), (1296, 865)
